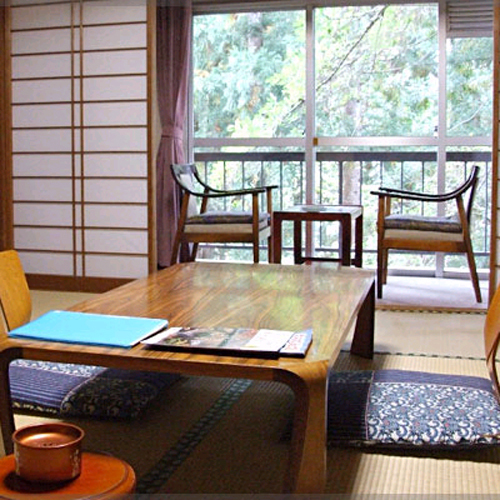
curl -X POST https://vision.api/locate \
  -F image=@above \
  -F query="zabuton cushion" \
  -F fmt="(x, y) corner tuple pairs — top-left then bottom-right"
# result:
(10, 360), (180, 419)
(328, 369), (500, 448)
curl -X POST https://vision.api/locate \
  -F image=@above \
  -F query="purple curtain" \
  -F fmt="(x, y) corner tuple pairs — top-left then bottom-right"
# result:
(156, 0), (192, 267)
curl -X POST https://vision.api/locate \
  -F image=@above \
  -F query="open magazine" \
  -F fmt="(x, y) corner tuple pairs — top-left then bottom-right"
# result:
(142, 326), (312, 358)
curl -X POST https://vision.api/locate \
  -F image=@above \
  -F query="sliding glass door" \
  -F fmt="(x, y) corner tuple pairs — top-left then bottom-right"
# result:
(191, 1), (492, 275)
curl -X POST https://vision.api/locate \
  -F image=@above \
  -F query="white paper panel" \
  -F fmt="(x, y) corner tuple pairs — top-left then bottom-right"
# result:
(75, 229), (83, 252)
(85, 254), (148, 279)
(83, 24), (146, 50)
(83, 102), (147, 126)
(83, 76), (146, 101)
(11, 28), (73, 55)
(83, 50), (146, 76)
(15, 228), (74, 251)
(10, 0), (151, 282)
(84, 229), (147, 253)
(11, 0), (70, 5)
(84, 205), (147, 228)
(13, 130), (73, 153)
(14, 203), (74, 226)
(82, 0), (147, 25)
(11, 3), (72, 30)
(72, 53), (82, 76)
(14, 179), (73, 202)
(12, 80), (72, 103)
(18, 251), (75, 276)
(76, 254), (83, 275)
(13, 104), (72, 128)
(12, 54), (72, 79)
(13, 154), (74, 176)
(73, 131), (82, 153)
(84, 179), (147, 203)
(84, 154), (147, 177)
(83, 128), (147, 152)
(74, 179), (83, 203)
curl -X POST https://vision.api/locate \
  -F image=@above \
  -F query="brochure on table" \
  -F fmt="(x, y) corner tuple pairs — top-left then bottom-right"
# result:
(8, 310), (169, 348)
(142, 326), (313, 358)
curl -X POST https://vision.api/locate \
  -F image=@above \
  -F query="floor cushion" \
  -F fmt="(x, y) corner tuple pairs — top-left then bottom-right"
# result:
(328, 369), (500, 449)
(10, 360), (180, 419)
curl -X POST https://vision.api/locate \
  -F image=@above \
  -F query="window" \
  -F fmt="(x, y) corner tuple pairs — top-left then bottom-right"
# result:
(193, 11), (305, 138)
(315, 5), (438, 137)
(192, 2), (492, 273)
(446, 37), (493, 137)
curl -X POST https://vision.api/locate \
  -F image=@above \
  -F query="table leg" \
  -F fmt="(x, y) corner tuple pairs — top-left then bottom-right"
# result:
(0, 347), (22, 455)
(350, 280), (375, 359)
(275, 365), (328, 493)
(354, 213), (363, 268)
(340, 216), (351, 266)
(272, 217), (283, 264)
(293, 221), (303, 264)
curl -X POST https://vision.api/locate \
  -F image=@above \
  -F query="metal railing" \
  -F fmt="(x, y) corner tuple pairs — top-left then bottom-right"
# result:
(194, 150), (491, 270)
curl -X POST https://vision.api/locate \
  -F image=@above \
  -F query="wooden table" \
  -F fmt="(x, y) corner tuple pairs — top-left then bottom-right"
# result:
(0, 262), (375, 494)
(0, 452), (135, 499)
(272, 205), (363, 267)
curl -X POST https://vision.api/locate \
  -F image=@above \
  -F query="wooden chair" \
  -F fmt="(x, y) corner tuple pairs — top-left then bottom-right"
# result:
(0, 250), (32, 333)
(327, 281), (500, 449)
(371, 165), (481, 302)
(486, 279), (500, 401)
(170, 163), (277, 265)
(0, 249), (179, 429)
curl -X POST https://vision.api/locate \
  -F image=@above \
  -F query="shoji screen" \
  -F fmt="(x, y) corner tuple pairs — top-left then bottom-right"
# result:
(10, 0), (152, 291)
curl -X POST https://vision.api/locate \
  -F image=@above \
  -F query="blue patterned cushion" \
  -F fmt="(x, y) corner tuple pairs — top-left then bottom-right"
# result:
(328, 370), (500, 448)
(384, 214), (461, 232)
(186, 211), (269, 224)
(9, 360), (180, 419)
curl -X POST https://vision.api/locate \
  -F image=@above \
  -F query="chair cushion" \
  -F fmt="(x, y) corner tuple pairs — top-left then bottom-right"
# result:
(186, 211), (269, 225)
(10, 360), (180, 419)
(328, 369), (500, 449)
(384, 214), (461, 233)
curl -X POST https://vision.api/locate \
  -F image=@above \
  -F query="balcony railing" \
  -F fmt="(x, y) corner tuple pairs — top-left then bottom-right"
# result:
(194, 150), (491, 272)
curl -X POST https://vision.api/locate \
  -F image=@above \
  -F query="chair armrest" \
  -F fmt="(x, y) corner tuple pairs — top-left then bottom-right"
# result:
(195, 185), (278, 198)
(370, 189), (456, 203)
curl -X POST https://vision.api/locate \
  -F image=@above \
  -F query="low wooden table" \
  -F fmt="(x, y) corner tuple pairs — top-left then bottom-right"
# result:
(0, 262), (374, 494)
(272, 205), (363, 266)
(0, 452), (135, 499)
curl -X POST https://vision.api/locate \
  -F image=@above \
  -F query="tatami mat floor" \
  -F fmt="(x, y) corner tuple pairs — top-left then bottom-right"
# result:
(377, 275), (489, 312)
(23, 280), (496, 496)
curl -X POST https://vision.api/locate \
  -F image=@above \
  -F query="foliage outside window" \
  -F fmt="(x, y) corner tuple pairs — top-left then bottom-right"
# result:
(192, 3), (492, 272)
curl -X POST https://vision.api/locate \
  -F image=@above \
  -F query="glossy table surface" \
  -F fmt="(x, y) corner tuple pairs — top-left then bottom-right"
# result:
(0, 262), (375, 494)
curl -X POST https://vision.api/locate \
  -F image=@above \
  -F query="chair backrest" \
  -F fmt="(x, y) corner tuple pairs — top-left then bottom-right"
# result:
(171, 163), (193, 190)
(171, 164), (203, 217)
(462, 165), (480, 224)
(0, 250), (32, 332)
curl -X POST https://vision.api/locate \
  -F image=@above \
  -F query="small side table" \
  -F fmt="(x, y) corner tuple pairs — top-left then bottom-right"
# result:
(272, 205), (363, 267)
(0, 452), (136, 499)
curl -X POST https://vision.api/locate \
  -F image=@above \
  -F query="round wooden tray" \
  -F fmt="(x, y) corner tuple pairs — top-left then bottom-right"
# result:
(0, 452), (136, 499)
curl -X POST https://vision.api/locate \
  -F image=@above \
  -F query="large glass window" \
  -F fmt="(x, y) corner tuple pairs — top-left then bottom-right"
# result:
(193, 11), (305, 138)
(192, 2), (492, 273)
(315, 5), (438, 137)
(446, 37), (493, 136)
